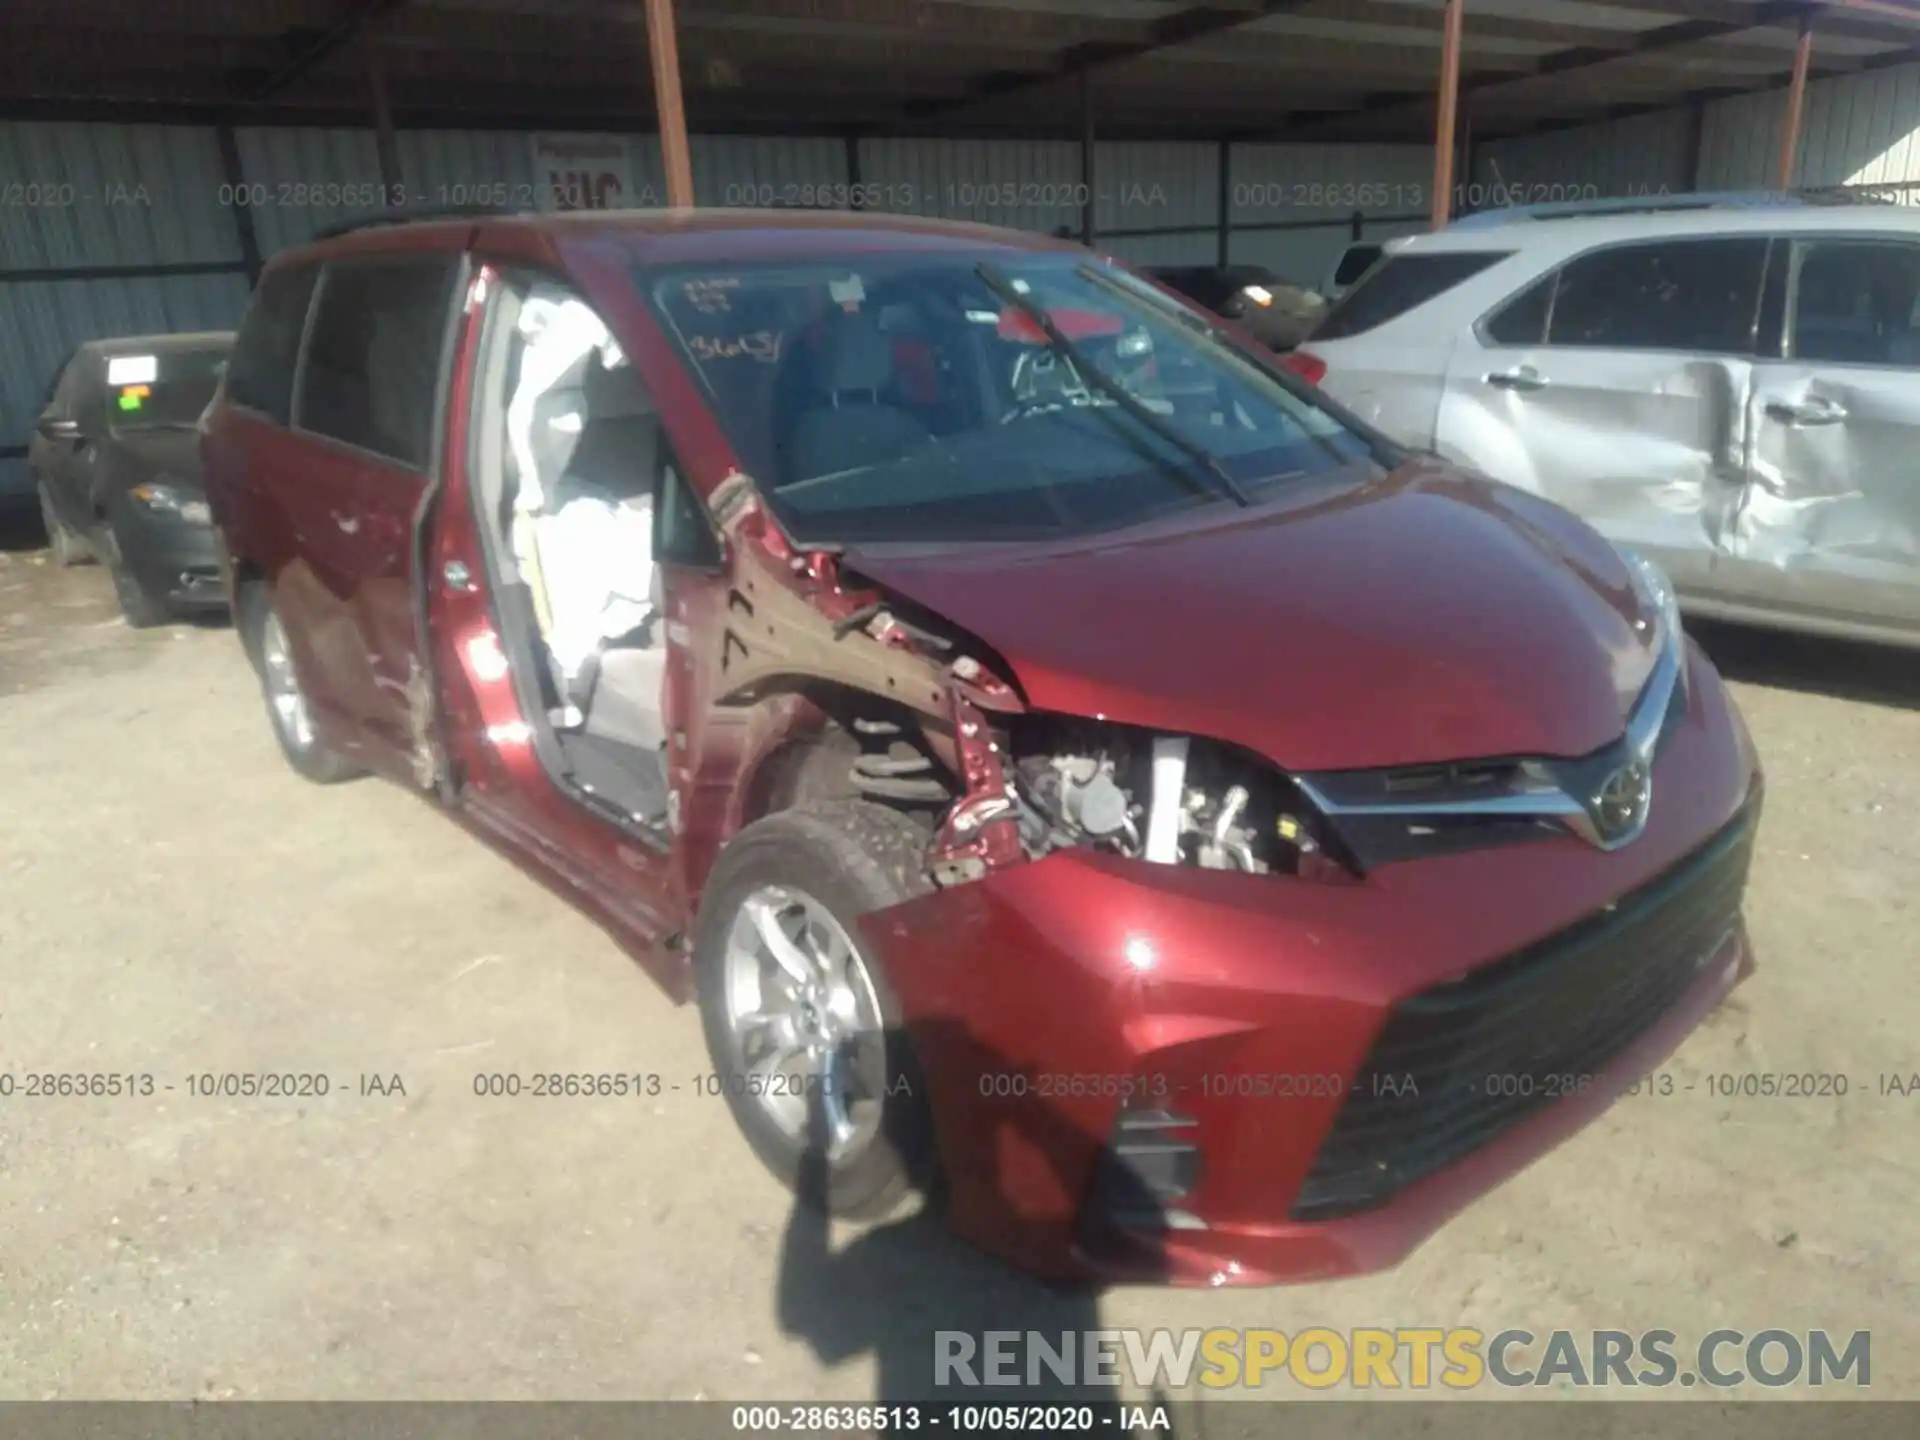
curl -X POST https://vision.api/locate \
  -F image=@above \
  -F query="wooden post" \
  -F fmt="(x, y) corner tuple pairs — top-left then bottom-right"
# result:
(1778, 15), (1815, 191)
(1431, 0), (1465, 228)
(644, 0), (695, 208)
(1080, 70), (1097, 247)
(364, 30), (403, 201)
(1456, 105), (1474, 213)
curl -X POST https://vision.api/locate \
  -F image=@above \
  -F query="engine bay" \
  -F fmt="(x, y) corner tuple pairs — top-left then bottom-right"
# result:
(1001, 716), (1331, 878)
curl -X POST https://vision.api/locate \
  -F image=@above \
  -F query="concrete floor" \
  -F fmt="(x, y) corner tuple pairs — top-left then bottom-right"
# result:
(3, 508), (1918, 1403)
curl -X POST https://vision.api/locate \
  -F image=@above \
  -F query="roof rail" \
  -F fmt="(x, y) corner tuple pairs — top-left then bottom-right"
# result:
(311, 204), (525, 242)
(1447, 187), (1898, 229)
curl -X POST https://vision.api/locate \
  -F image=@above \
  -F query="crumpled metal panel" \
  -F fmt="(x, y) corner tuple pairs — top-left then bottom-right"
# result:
(1733, 370), (1920, 624)
(1434, 353), (1752, 592)
(1439, 341), (1920, 631)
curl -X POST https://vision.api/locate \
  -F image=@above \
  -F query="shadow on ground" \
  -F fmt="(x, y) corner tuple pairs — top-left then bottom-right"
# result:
(774, 1023), (1177, 1436)
(0, 499), (49, 554)
(1689, 617), (1920, 713)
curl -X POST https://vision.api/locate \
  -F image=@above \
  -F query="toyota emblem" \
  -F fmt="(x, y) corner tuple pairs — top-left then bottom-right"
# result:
(1589, 758), (1653, 845)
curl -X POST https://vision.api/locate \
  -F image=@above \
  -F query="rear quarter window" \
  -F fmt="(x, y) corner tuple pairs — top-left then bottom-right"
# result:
(1333, 245), (1385, 288)
(1312, 252), (1510, 341)
(227, 263), (319, 425)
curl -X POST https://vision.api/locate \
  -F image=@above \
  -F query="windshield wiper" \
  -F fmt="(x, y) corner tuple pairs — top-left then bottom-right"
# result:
(975, 262), (1251, 508)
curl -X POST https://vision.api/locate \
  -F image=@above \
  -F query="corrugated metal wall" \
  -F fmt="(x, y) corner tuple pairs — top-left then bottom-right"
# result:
(40, 51), (1920, 503)
(2, 120), (1444, 498)
(1228, 143), (1431, 287)
(1472, 109), (1697, 202)
(15, 54), (1920, 497)
(1699, 58), (1920, 191)
(858, 137), (1084, 234)
(1473, 56), (1920, 203)
(0, 121), (252, 499)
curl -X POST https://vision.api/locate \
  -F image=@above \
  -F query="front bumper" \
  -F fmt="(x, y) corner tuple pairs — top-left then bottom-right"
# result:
(118, 511), (226, 612)
(866, 644), (1761, 1286)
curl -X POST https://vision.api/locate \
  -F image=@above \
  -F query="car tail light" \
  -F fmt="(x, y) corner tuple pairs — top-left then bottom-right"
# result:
(1282, 350), (1327, 385)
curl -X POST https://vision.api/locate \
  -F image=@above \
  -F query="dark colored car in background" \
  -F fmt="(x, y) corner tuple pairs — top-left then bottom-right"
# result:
(1148, 264), (1327, 351)
(31, 332), (234, 627)
(201, 210), (1759, 1286)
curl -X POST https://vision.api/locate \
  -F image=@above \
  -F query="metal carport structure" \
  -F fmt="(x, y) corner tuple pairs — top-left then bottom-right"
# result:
(7, 0), (1920, 498)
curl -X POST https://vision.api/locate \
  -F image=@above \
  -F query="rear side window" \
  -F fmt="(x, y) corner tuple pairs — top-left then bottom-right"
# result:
(297, 256), (458, 469)
(228, 264), (318, 424)
(1312, 252), (1509, 340)
(1545, 238), (1768, 354)
(1333, 245), (1384, 288)
(1788, 239), (1920, 366)
(1481, 273), (1555, 346)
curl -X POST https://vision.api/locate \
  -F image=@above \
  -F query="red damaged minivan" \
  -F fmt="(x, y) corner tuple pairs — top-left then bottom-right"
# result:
(200, 209), (1761, 1286)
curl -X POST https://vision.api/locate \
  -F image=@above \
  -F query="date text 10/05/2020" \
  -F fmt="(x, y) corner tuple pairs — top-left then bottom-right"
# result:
(730, 1404), (1174, 1434)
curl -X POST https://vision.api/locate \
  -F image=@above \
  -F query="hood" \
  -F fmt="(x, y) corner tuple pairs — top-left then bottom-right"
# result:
(845, 459), (1659, 773)
(107, 429), (206, 488)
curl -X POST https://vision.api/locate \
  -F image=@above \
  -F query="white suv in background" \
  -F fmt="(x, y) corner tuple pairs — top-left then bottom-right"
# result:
(1286, 202), (1920, 649)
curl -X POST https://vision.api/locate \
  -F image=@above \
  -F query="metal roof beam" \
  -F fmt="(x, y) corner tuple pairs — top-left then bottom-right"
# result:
(248, 0), (411, 101)
(1283, 0), (1830, 138)
(1591, 0), (1920, 45)
(903, 0), (1318, 120)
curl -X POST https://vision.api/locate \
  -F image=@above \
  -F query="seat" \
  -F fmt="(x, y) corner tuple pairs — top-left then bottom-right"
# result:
(557, 358), (660, 503)
(780, 314), (932, 482)
(585, 562), (668, 752)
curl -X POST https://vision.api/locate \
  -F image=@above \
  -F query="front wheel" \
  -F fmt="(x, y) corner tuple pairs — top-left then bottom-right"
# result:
(238, 584), (363, 785)
(693, 800), (936, 1220)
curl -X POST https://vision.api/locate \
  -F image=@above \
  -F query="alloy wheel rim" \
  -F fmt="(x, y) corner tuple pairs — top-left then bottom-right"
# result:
(721, 884), (888, 1159)
(259, 610), (315, 753)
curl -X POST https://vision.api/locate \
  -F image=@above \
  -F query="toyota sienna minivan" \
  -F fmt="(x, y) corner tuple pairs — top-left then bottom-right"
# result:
(200, 207), (1762, 1285)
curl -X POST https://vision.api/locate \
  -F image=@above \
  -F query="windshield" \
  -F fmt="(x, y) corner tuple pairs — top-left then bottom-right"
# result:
(106, 344), (230, 433)
(643, 254), (1375, 545)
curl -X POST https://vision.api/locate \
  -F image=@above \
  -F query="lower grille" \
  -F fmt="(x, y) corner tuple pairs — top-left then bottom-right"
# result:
(1291, 794), (1759, 1221)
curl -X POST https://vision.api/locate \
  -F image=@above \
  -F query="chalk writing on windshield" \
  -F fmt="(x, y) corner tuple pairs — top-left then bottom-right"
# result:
(688, 331), (783, 363)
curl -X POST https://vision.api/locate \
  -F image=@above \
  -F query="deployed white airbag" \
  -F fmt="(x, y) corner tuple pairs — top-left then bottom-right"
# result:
(504, 290), (656, 688)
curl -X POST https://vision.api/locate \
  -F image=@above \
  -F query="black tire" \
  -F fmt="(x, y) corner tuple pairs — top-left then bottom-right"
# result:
(236, 583), (364, 785)
(693, 799), (936, 1220)
(36, 481), (92, 567)
(97, 522), (170, 629)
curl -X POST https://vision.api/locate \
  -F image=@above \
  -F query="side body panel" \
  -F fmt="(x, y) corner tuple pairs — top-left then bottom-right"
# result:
(31, 351), (100, 528)
(1311, 331), (1457, 448)
(1436, 340), (1746, 594)
(1726, 233), (1920, 635)
(274, 427), (423, 772)
(1735, 361), (1920, 630)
